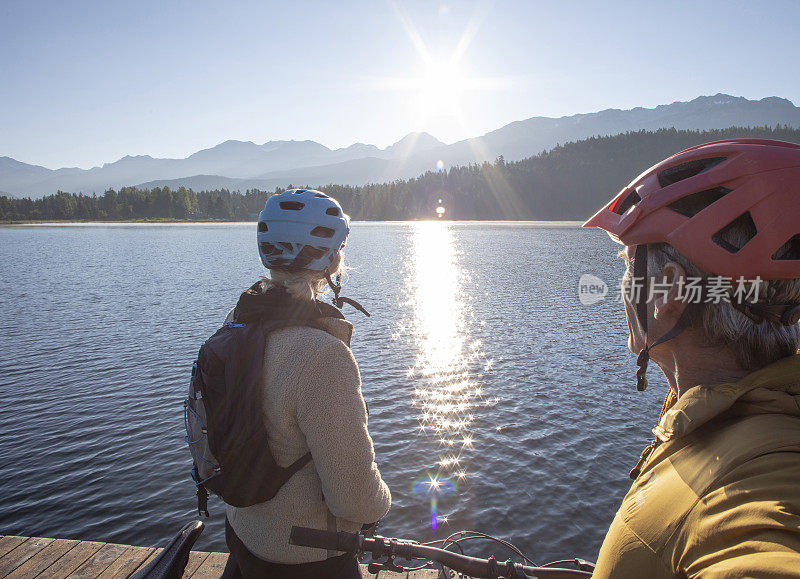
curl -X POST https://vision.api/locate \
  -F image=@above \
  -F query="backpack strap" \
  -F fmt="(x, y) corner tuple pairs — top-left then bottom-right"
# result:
(232, 283), (347, 325)
(284, 452), (312, 478)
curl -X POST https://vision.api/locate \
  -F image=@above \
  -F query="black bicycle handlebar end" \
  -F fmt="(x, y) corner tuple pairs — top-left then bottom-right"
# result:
(130, 520), (205, 579)
(289, 526), (360, 552)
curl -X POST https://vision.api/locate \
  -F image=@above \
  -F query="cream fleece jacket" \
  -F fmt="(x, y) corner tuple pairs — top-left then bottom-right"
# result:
(223, 313), (391, 564)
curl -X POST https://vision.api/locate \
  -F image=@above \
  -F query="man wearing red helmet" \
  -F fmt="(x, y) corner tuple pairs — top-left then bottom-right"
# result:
(584, 139), (800, 577)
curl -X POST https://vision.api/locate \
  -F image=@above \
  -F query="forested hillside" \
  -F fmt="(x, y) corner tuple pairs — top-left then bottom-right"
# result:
(3, 126), (799, 222)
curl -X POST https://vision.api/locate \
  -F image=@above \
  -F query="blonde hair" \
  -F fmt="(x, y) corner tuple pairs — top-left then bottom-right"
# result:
(262, 251), (344, 302)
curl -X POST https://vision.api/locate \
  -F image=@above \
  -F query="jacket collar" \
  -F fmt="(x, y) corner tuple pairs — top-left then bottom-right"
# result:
(313, 317), (354, 347)
(233, 280), (354, 346)
(653, 353), (800, 442)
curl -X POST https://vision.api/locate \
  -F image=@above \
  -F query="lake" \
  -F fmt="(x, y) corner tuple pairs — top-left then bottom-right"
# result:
(0, 222), (669, 564)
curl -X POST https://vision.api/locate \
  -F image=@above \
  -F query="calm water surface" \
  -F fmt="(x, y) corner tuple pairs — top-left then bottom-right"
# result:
(0, 222), (668, 563)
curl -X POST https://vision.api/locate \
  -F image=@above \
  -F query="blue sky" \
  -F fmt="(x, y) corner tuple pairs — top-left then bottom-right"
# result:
(2, 0), (799, 169)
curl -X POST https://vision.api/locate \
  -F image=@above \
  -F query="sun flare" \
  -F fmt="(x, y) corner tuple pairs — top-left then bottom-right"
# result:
(417, 60), (467, 113)
(378, 0), (509, 138)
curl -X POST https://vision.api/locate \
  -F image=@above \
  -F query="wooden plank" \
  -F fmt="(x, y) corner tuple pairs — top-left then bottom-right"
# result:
(182, 551), (211, 577)
(0, 536), (53, 576)
(43, 540), (104, 579)
(6, 539), (80, 578)
(126, 547), (163, 577)
(98, 545), (154, 578)
(70, 542), (131, 578)
(0, 538), (460, 579)
(358, 564), (439, 578)
(189, 551), (228, 578)
(407, 570), (440, 578)
(179, 554), (437, 578)
(0, 536), (28, 559)
(0, 537), (453, 579)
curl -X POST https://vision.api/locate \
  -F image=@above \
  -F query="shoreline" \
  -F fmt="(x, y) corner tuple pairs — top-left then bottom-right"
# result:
(1, 218), (234, 225)
(1, 218), (587, 226)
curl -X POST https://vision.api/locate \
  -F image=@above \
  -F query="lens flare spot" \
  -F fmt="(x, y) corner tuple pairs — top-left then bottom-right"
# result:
(413, 474), (457, 498)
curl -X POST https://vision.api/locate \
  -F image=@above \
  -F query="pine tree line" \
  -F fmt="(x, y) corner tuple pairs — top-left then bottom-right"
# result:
(3, 125), (799, 222)
(0, 186), (272, 222)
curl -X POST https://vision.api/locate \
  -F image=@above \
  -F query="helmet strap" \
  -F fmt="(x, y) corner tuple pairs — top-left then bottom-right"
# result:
(729, 285), (800, 326)
(324, 267), (342, 305)
(632, 244), (650, 391)
(324, 267), (371, 317)
(633, 245), (649, 334)
(631, 244), (697, 391)
(636, 306), (695, 392)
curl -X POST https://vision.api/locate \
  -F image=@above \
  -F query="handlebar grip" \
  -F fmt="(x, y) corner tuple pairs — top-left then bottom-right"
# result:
(289, 526), (360, 552)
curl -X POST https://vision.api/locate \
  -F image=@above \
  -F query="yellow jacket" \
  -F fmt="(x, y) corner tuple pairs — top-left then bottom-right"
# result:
(593, 354), (800, 578)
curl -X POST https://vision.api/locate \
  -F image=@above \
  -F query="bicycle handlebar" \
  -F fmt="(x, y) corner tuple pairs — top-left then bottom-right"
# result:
(131, 520), (204, 579)
(289, 526), (593, 578)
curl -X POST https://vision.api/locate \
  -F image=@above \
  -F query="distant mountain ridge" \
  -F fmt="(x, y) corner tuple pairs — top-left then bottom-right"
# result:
(2, 94), (800, 198)
(7, 125), (800, 222)
(0, 132), (445, 197)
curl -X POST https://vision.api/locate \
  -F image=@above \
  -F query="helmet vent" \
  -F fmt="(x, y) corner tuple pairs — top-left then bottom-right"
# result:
(258, 222), (268, 232)
(666, 187), (731, 217)
(314, 192), (329, 198)
(712, 212), (757, 254)
(658, 157), (726, 188)
(304, 246), (327, 259)
(310, 226), (335, 238)
(279, 201), (305, 211)
(325, 207), (340, 216)
(260, 242), (281, 257)
(293, 189), (306, 195)
(279, 242), (294, 251)
(290, 245), (327, 269)
(772, 234), (800, 261)
(613, 189), (641, 215)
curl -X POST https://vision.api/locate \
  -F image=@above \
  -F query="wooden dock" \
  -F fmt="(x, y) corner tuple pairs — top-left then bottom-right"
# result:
(0, 534), (439, 577)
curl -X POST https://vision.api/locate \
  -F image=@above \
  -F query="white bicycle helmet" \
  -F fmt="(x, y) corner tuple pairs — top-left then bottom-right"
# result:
(257, 189), (350, 271)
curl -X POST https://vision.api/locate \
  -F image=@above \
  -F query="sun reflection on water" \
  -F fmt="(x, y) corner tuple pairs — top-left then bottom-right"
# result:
(405, 221), (492, 528)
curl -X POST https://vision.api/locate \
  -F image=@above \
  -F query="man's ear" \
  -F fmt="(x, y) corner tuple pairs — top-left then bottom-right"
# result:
(653, 261), (687, 321)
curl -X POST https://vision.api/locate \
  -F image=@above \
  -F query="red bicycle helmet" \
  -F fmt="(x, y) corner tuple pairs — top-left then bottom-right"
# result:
(584, 139), (800, 280)
(585, 139), (800, 392)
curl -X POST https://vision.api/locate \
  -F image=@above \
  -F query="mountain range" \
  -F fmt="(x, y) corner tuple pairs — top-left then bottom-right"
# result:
(3, 93), (800, 198)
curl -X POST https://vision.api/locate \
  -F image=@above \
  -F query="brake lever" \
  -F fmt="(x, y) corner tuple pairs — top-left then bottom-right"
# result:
(367, 557), (435, 575)
(366, 535), (433, 575)
(367, 557), (407, 574)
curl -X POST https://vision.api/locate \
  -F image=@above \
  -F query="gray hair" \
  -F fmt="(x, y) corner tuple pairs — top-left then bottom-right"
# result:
(262, 251), (344, 302)
(648, 243), (800, 371)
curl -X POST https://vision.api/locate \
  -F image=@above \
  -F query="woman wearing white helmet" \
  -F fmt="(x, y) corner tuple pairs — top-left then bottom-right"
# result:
(221, 189), (391, 578)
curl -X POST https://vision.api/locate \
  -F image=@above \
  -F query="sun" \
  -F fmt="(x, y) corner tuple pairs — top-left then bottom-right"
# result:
(418, 60), (467, 113)
(374, 1), (512, 146)
(382, 1), (495, 128)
